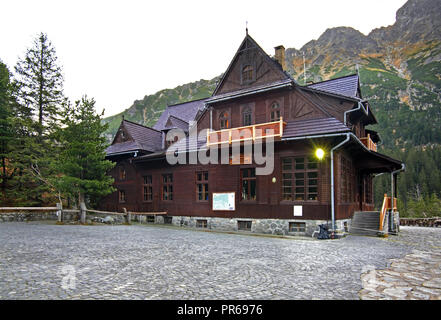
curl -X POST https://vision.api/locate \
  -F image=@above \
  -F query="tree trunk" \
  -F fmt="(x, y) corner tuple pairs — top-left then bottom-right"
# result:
(1, 156), (6, 194)
(79, 192), (86, 224)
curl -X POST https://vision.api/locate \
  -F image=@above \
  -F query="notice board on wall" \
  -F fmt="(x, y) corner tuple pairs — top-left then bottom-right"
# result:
(212, 192), (235, 211)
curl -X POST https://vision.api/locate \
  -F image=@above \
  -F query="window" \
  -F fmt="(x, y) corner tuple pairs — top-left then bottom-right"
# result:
(162, 174), (173, 200)
(147, 215), (155, 223)
(164, 217), (173, 224)
(196, 171), (209, 201)
(241, 168), (256, 201)
(118, 190), (126, 203)
(119, 129), (126, 140)
(219, 111), (229, 129)
(119, 167), (126, 180)
(143, 175), (153, 202)
(242, 65), (254, 83)
(165, 134), (179, 148)
(282, 157), (319, 201)
(289, 222), (306, 233)
(242, 107), (252, 126)
(270, 102), (281, 122)
(196, 219), (208, 228)
(238, 220), (252, 231)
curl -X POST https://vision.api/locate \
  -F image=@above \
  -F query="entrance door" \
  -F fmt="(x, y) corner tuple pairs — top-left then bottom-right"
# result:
(358, 174), (364, 211)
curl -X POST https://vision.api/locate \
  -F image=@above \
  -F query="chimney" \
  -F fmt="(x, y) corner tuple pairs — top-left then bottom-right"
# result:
(274, 45), (286, 71)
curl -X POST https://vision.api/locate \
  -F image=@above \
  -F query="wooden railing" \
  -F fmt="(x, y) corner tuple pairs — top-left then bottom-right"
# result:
(360, 134), (377, 152)
(379, 194), (397, 232)
(206, 118), (286, 147)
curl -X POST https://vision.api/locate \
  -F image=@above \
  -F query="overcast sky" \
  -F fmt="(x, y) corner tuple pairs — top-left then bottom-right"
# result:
(1, 0), (407, 117)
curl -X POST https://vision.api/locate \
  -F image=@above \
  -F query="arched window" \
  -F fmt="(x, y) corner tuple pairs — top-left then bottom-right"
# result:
(119, 167), (126, 181)
(219, 111), (229, 129)
(242, 107), (252, 126)
(242, 65), (253, 83)
(270, 102), (281, 122)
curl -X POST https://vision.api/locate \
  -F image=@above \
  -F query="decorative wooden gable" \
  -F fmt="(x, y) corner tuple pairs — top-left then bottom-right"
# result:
(212, 34), (290, 96)
(112, 121), (133, 145)
(287, 88), (334, 121)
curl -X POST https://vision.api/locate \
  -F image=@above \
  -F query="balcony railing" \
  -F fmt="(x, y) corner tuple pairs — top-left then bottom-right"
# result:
(360, 134), (377, 152)
(206, 118), (286, 147)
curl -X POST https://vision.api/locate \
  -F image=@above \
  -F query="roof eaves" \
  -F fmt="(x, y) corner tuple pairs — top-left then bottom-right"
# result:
(300, 86), (361, 103)
(123, 119), (162, 133)
(207, 79), (293, 104)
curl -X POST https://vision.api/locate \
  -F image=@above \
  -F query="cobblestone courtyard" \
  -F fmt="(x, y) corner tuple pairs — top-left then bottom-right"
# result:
(0, 222), (440, 300)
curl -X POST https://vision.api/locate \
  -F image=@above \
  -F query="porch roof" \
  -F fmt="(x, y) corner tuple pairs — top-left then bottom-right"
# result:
(346, 138), (403, 174)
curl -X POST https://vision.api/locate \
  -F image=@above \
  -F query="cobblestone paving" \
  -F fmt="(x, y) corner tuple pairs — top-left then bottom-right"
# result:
(359, 227), (441, 300)
(0, 222), (434, 300)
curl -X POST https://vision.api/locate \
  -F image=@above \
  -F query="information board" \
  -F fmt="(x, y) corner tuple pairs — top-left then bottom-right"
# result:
(212, 192), (235, 211)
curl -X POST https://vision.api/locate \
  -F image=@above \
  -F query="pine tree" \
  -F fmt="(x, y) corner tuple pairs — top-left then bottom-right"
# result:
(14, 32), (64, 135)
(8, 33), (65, 205)
(55, 96), (115, 223)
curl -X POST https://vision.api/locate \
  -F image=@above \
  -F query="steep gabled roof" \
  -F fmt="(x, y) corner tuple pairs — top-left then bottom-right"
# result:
(307, 74), (361, 99)
(106, 120), (162, 156)
(153, 98), (207, 131)
(211, 34), (293, 97)
(164, 115), (189, 131)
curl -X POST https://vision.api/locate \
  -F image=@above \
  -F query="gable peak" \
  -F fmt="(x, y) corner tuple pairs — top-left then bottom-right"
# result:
(212, 33), (292, 97)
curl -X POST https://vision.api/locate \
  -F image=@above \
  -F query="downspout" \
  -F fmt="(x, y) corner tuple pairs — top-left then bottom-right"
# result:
(330, 133), (351, 232)
(344, 100), (368, 126)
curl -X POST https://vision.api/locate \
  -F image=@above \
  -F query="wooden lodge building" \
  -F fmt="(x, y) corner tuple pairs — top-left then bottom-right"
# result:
(100, 34), (404, 236)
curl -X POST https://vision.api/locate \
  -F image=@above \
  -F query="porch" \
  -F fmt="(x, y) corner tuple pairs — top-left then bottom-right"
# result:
(345, 139), (404, 236)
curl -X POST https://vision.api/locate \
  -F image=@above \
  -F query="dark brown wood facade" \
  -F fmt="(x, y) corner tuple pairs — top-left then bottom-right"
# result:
(100, 141), (376, 222)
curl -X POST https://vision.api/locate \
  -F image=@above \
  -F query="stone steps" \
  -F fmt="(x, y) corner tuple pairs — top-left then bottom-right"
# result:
(350, 211), (381, 236)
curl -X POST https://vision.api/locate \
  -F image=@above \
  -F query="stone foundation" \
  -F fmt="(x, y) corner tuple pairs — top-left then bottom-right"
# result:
(133, 214), (351, 237)
(1, 211), (351, 237)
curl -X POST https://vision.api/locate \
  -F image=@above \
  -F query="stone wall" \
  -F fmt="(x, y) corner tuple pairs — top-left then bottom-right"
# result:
(1, 211), (353, 237)
(400, 217), (441, 227)
(138, 215), (351, 237)
(0, 211), (121, 224)
(0, 211), (59, 222)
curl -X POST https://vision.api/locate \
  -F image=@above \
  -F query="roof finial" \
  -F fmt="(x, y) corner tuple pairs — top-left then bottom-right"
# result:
(356, 64), (362, 87)
(246, 21), (248, 35)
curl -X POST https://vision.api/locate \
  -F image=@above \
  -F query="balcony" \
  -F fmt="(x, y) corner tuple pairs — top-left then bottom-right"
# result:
(360, 134), (377, 152)
(206, 118), (286, 147)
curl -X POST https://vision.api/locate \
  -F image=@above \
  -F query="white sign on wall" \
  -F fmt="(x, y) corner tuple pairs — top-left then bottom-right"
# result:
(294, 206), (303, 217)
(212, 192), (236, 211)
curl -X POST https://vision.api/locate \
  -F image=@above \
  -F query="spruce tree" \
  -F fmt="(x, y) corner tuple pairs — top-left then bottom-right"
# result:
(55, 96), (115, 223)
(0, 61), (15, 204)
(14, 32), (64, 135)
(9, 33), (65, 205)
